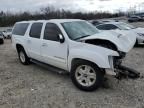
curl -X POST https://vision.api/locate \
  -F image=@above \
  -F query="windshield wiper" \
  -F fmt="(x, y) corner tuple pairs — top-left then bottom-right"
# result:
(74, 35), (90, 40)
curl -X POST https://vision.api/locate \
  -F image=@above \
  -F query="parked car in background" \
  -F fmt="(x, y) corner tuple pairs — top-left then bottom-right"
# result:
(98, 19), (119, 23)
(94, 21), (144, 45)
(88, 19), (119, 26)
(88, 20), (103, 26)
(12, 19), (136, 91)
(128, 16), (143, 23)
(135, 13), (144, 19)
(0, 31), (4, 44)
(3, 28), (12, 39)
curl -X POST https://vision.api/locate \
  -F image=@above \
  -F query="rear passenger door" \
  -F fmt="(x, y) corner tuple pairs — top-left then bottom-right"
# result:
(41, 23), (68, 70)
(27, 22), (43, 61)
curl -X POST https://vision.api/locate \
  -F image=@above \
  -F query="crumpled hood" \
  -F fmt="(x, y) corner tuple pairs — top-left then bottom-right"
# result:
(81, 31), (136, 53)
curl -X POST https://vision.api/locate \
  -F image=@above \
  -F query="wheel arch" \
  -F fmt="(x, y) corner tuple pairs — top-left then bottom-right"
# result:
(16, 44), (24, 53)
(71, 58), (99, 67)
(69, 57), (107, 72)
(16, 44), (29, 57)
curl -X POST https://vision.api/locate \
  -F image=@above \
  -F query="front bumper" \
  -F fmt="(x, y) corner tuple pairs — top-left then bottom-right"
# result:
(137, 38), (144, 44)
(105, 69), (116, 75)
(106, 52), (126, 76)
(106, 52), (140, 79)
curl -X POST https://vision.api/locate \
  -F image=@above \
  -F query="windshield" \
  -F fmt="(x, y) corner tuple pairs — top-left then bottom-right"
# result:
(61, 21), (99, 40)
(116, 23), (136, 30)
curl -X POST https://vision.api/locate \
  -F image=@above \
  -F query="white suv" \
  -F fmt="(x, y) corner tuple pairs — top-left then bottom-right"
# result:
(12, 19), (136, 91)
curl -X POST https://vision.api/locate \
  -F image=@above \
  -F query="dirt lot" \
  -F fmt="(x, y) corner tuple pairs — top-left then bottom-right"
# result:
(1, 23), (144, 108)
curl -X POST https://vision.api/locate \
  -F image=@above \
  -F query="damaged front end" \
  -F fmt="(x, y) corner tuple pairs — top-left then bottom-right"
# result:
(83, 39), (140, 79)
(80, 31), (140, 79)
(107, 54), (140, 80)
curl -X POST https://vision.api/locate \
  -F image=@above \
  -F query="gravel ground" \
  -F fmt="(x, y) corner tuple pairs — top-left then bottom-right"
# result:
(1, 22), (144, 108)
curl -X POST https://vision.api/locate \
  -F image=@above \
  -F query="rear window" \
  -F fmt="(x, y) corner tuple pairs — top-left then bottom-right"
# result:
(12, 23), (29, 36)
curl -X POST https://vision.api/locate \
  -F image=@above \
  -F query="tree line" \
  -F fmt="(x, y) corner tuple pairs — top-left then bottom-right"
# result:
(0, 6), (125, 27)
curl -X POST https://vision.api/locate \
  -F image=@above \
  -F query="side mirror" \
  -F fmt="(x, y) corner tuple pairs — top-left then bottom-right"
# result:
(58, 34), (65, 43)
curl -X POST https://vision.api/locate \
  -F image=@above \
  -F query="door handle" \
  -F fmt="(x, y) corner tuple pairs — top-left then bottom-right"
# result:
(42, 43), (47, 47)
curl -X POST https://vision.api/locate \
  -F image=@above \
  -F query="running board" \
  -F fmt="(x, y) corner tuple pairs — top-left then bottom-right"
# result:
(30, 59), (68, 74)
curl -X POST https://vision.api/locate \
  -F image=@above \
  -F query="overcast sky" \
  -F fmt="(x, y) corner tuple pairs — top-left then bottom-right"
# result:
(0, 0), (144, 13)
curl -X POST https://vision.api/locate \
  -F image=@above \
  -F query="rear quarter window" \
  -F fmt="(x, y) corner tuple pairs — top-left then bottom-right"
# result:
(12, 23), (29, 36)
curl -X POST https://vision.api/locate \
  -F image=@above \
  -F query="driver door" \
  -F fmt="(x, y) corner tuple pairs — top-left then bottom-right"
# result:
(41, 23), (68, 70)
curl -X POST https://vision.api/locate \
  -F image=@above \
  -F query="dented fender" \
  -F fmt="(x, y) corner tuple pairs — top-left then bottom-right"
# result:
(68, 43), (119, 71)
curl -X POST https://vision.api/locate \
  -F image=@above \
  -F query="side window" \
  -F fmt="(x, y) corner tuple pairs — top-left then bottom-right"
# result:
(97, 24), (118, 30)
(96, 25), (107, 30)
(29, 23), (43, 39)
(12, 23), (29, 36)
(44, 23), (62, 41)
(106, 24), (118, 30)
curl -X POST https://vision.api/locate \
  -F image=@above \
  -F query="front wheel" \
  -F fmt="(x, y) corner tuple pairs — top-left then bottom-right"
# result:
(71, 60), (104, 91)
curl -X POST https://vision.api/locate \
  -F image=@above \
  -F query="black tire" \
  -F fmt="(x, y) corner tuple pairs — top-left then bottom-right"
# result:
(18, 48), (30, 65)
(71, 60), (104, 91)
(134, 40), (139, 47)
(0, 39), (4, 44)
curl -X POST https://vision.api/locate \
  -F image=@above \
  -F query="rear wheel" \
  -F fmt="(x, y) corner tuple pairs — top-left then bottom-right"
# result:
(18, 48), (30, 65)
(71, 60), (104, 91)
